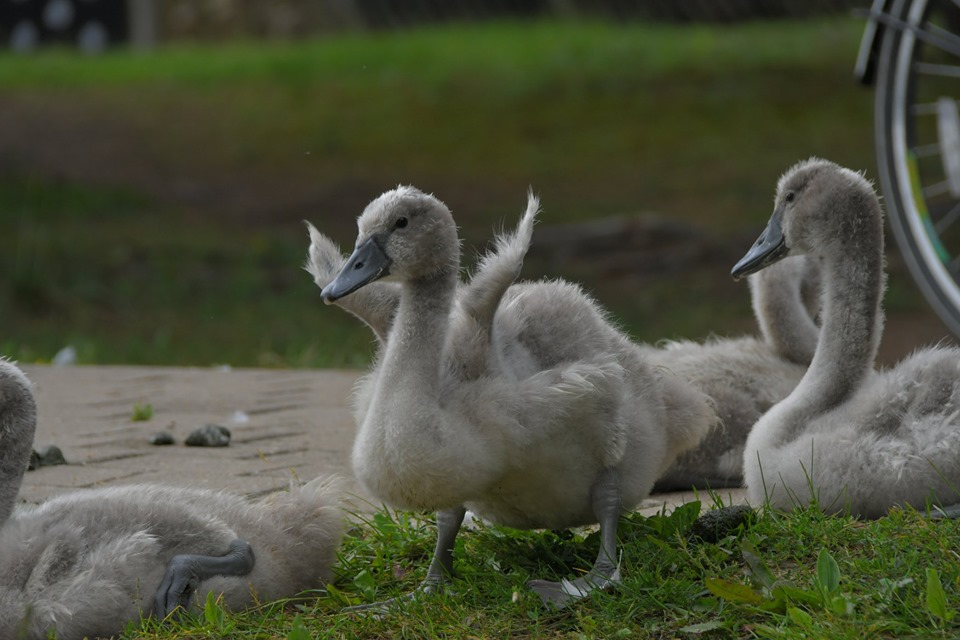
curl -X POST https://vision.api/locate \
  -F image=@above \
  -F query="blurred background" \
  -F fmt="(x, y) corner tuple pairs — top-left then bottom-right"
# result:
(0, 0), (950, 369)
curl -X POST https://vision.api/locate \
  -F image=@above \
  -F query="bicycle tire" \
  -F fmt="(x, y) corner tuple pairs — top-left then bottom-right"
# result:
(874, 0), (960, 337)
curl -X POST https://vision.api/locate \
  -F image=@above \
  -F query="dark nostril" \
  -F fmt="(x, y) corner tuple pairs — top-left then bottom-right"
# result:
(354, 261), (364, 270)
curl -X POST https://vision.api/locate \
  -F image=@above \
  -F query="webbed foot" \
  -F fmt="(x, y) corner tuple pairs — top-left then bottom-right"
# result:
(154, 538), (255, 618)
(528, 560), (621, 608)
(529, 468), (624, 609)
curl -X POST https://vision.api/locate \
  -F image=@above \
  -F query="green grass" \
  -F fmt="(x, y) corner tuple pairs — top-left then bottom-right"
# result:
(0, 175), (376, 367)
(2, 16), (921, 367)
(0, 18), (871, 212)
(0, 20), (862, 89)
(117, 500), (960, 639)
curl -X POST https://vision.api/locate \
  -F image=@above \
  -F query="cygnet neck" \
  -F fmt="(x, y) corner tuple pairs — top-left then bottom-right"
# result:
(795, 209), (884, 413)
(377, 268), (459, 396)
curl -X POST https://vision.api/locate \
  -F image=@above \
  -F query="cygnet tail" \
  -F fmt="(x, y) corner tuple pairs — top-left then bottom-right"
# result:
(303, 221), (345, 288)
(260, 475), (346, 585)
(461, 191), (540, 331)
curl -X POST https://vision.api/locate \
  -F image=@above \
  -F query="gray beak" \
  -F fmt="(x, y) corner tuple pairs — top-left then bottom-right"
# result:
(731, 205), (789, 280)
(321, 236), (391, 303)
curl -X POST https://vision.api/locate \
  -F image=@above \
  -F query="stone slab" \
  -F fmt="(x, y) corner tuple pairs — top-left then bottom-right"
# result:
(17, 364), (747, 516)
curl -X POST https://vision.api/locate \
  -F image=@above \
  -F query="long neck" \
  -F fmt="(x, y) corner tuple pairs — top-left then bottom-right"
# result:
(790, 223), (885, 418)
(0, 369), (37, 526)
(374, 270), (457, 404)
(751, 256), (821, 365)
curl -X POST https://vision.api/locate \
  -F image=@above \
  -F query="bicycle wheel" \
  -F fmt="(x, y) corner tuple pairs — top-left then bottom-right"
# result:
(874, 0), (960, 337)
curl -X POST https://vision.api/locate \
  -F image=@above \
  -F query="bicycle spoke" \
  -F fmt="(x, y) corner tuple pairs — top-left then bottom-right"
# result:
(869, 11), (960, 58)
(914, 142), (942, 158)
(922, 179), (953, 198)
(915, 61), (960, 78)
(934, 200), (960, 234)
(872, 0), (960, 336)
(949, 253), (960, 274)
(911, 101), (942, 115)
(923, 21), (960, 58)
(917, 20), (960, 59)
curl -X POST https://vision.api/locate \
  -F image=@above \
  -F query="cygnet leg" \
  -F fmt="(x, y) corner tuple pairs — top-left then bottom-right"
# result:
(423, 505), (467, 590)
(347, 505), (466, 612)
(154, 538), (255, 618)
(527, 468), (622, 608)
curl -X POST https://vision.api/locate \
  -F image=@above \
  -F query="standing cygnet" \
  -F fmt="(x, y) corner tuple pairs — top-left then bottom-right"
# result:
(731, 157), (960, 518)
(0, 359), (344, 640)
(313, 186), (716, 608)
(308, 201), (819, 493)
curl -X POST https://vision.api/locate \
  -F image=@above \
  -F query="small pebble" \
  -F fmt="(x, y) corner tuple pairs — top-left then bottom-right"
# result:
(149, 431), (176, 446)
(185, 424), (231, 447)
(28, 445), (68, 470)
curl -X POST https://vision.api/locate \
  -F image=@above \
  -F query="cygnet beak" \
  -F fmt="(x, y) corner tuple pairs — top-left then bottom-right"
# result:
(731, 205), (789, 280)
(321, 237), (392, 303)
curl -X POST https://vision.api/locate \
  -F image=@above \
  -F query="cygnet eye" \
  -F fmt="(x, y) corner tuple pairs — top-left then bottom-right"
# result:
(785, 191), (797, 204)
(395, 217), (408, 229)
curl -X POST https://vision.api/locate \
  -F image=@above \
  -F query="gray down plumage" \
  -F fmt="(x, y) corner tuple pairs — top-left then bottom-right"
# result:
(732, 157), (960, 517)
(0, 359), (344, 640)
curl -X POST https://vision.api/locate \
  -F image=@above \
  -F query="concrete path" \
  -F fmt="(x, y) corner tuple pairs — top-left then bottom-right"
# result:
(18, 364), (746, 516)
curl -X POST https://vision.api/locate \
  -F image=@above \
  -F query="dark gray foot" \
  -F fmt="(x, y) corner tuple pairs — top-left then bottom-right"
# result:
(346, 507), (465, 613)
(154, 538), (255, 618)
(527, 561), (621, 608)
(528, 468), (623, 609)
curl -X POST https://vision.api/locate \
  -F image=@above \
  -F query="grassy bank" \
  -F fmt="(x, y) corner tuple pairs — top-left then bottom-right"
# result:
(1, 17), (894, 367)
(125, 500), (960, 639)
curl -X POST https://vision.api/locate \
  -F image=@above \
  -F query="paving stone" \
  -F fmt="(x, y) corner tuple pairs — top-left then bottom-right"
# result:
(18, 364), (746, 516)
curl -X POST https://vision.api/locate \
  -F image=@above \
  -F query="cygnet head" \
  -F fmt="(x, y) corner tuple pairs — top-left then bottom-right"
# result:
(732, 157), (881, 279)
(321, 186), (460, 303)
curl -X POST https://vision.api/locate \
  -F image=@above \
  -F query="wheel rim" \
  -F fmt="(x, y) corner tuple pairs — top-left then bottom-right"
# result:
(885, 0), (960, 330)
